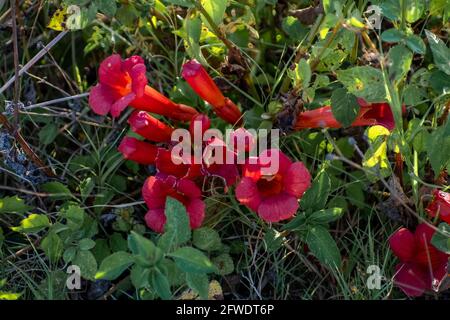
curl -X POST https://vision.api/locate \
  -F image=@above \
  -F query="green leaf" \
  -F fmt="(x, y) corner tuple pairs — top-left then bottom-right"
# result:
(95, 251), (134, 280)
(0, 196), (32, 214)
(151, 268), (172, 300)
(381, 28), (404, 43)
(405, 0), (425, 23)
(168, 247), (217, 274)
(94, 0), (117, 16)
(212, 253), (234, 276)
(388, 44), (412, 84)
(61, 205), (85, 229)
(295, 59), (311, 89)
(41, 182), (72, 200)
(429, 70), (450, 94)
(201, 0), (227, 29)
(306, 225), (341, 269)
(73, 250), (98, 280)
(425, 30), (450, 75)
(405, 34), (426, 54)
(308, 208), (344, 224)
(40, 232), (64, 263)
(158, 198), (191, 252)
(192, 227), (222, 251)
(184, 13), (203, 62)
(39, 122), (58, 145)
(426, 119), (450, 176)
(300, 171), (331, 211)
(330, 88), (360, 127)
(431, 223), (450, 254)
(79, 238), (96, 251)
(11, 214), (50, 233)
(130, 264), (150, 289)
(128, 231), (163, 267)
(186, 272), (209, 299)
(336, 66), (386, 102)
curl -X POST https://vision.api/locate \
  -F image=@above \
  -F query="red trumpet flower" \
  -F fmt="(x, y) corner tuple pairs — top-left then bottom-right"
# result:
(426, 190), (450, 224)
(389, 223), (449, 297)
(118, 137), (158, 165)
(89, 54), (198, 121)
(182, 60), (242, 125)
(89, 55), (147, 118)
(130, 85), (199, 121)
(235, 149), (311, 222)
(294, 99), (399, 131)
(128, 111), (174, 143)
(142, 175), (205, 233)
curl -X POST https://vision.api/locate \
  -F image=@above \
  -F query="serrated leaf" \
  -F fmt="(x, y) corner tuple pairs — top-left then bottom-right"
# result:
(192, 228), (222, 251)
(168, 247), (217, 274)
(151, 268), (172, 300)
(128, 231), (162, 267)
(388, 44), (412, 84)
(95, 251), (134, 280)
(300, 171), (331, 211)
(336, 66), (386, 102)
(381, 28), (404, 43)
(405, 34), (426, 54)
(0, 196), (32, 214)
(40, 232), (63, 263)
(201, 0), (227, 29)
(11, 214), (50, 233)
(158, 198), (191, 252)
(425, 30), (450, 75)
(330, 87), (360, 127)
(306, 225), (341, 269)
(73, 250), (98, 280)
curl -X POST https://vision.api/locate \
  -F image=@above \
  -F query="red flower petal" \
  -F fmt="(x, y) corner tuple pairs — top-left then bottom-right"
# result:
(389, 228), (416, 262)
(118, 137), (158, 165)
(129, 63), (148, 98)
(110, 92), (136, 118)
(98, 54), (129, 89)
(426, 190), (450, 224)
(258, 193), (299, 222)
(144, 209), (166, 233)
(128, 111), (174, 142)
(283, 162), (311, 197)
(181, 60), (225, 107)
(88, 83), (115, 115)
(142, 176), (167, 209)
(235, 177), (262, 212)
(177, 178), (202, 199)
(414, 223), (448, 270)
(394, 263), (428, 297)
(186, 198), (205, 229)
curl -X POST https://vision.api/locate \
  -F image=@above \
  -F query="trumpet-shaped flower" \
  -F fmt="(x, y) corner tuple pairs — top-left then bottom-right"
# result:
(295, 99), (399, 131)
(235, 149), (311, 222)
(118, 137), (158, 165)
(426, 190), (450, 224)
(389, 223), (449, 297)
(89, 54), (198, 121)
(128, 111), (174, 143)
(142, 175), (205, 233)
(182, 60), (242, 125)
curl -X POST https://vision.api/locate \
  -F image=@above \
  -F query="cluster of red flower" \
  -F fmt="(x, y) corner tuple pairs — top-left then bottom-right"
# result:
(89, 54), (312, 233)
(89, 54), (448, 298)
(389, 191), (450, 296)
